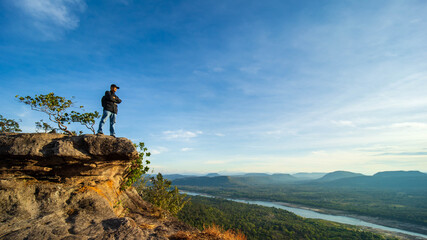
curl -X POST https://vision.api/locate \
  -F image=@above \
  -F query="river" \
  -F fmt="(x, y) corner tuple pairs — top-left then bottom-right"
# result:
(182, 191), (427, 239)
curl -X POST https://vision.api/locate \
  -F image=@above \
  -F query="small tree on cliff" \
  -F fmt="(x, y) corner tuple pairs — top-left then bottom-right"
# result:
(122, 142), (188, 217)
(68, 110), (100, 134)
(122, 142), (151, 189)
(16, 93), (99, 135)
(141, 173), (189, 217)
(0, 115), (22, 133)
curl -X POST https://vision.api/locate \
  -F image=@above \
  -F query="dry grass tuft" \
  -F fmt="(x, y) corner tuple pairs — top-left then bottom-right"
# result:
(169, 231), (193, 240)
(202, 224), (247, 240)
(168, 224), (246, 240)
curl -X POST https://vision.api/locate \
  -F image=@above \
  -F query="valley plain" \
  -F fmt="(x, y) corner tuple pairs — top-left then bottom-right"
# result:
(171, 170), (427, 237)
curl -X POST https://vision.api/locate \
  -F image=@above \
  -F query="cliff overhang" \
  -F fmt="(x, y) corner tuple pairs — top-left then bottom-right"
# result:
(0, 133), (195, 240)
(0, 133), (138, 185)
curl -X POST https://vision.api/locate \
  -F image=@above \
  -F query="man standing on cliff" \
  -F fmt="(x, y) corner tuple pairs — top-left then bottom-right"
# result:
(97, 84), (122, 137)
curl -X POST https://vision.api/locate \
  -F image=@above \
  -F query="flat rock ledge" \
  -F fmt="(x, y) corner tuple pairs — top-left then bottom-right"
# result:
(0, 133), (138, 184)
(0, 133), (199, 240)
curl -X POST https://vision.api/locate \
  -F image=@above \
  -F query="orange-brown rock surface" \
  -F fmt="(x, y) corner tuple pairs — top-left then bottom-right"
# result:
(0, 133), (201, 240)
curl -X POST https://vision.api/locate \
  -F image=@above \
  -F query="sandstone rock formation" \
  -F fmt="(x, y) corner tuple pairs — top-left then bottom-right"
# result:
(0, 133), (199, 240)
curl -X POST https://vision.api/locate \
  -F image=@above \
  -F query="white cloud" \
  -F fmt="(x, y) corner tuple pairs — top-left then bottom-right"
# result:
(212, 67), (224, 72)
(265, 130), (282, 135)
(214, 133), (225, 137)
(151, 147), (169, 155)
(204, 160), (226, 165)
(162, 130), (203, 140)
(332, 120), (356, 127)
(366, 122), (427, 130)
(390, 122), (427, 129)
(13, 0), (86, 39)
(239, 65), (261, 74)
(181, 148), (193, 152)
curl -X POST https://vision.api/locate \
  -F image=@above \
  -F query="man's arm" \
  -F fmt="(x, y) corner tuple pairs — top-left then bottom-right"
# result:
(115, 94), (122, 104)
(105, 91), (121, 103)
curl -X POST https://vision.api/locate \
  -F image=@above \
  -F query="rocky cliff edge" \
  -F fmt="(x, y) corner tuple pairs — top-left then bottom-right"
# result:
(0, 133), (200, 240)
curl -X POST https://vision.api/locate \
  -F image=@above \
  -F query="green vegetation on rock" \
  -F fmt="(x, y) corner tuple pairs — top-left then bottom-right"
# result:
(122, 142), (151, 189)
(122, 143), (188, 217)
(0, 114), (21, 133)
(138, 173), (189, 217)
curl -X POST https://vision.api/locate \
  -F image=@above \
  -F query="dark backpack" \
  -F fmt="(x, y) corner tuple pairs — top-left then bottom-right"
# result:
(101, 95), (106, 108)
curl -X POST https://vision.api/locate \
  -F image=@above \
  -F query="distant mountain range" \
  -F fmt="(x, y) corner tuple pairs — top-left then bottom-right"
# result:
(234, 173), (297, 185)
(316, 171), (365, 182)
(243, 173), (271, 177)
(165, 172), (328, 181)
(172, 176), (236, 187)
(172, 171), (427, 190)
(321, 171), (427, 190)
(162, 174), (192, 180)
(292, 172), (327, 180)
(206, 173), (221, 177)
(172, 174), (298, 187)
(163, 173), (221, 180)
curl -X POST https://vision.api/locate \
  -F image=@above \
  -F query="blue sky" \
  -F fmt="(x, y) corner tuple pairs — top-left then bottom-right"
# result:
(1, 0), (427, 174)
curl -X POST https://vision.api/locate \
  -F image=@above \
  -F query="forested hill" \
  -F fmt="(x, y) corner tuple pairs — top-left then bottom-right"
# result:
(173, 176), (238, 187)
(173, 173), (299, 186)
(320, 171), (427, 190)
(173, 170), (427, 190)
(316, 170), (365, 182)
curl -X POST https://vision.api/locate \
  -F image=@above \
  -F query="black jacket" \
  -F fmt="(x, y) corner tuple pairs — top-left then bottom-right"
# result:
(102, 91), (122, 114)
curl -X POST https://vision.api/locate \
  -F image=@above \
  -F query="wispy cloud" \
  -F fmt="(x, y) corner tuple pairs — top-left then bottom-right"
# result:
(366, 122), (427, 130)
(181, 147), (193, 152)
(390, 122), (427, 129)
(204, 160), (226, 165)
(332, 120), (356, 128)
(239, 65), (261, 75)
(151, 147), (169, 155)
(377, 152), (427, 156)
(162, 130), (203, 141)
(12, 0), (86, 39)
(212, 67), (224, 73)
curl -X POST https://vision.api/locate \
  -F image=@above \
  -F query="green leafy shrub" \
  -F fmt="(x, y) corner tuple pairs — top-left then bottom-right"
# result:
(141, 173), (189, 217)
(122, 142), (151, 189)
(0, 115), (22, 133)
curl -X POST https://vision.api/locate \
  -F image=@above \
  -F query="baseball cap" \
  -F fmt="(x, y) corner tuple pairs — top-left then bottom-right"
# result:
(111, 84), (120, 89)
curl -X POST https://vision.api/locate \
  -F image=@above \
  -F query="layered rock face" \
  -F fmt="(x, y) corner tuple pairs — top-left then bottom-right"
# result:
(0, 133), (138, 185)
(0, 133), (195, 240)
